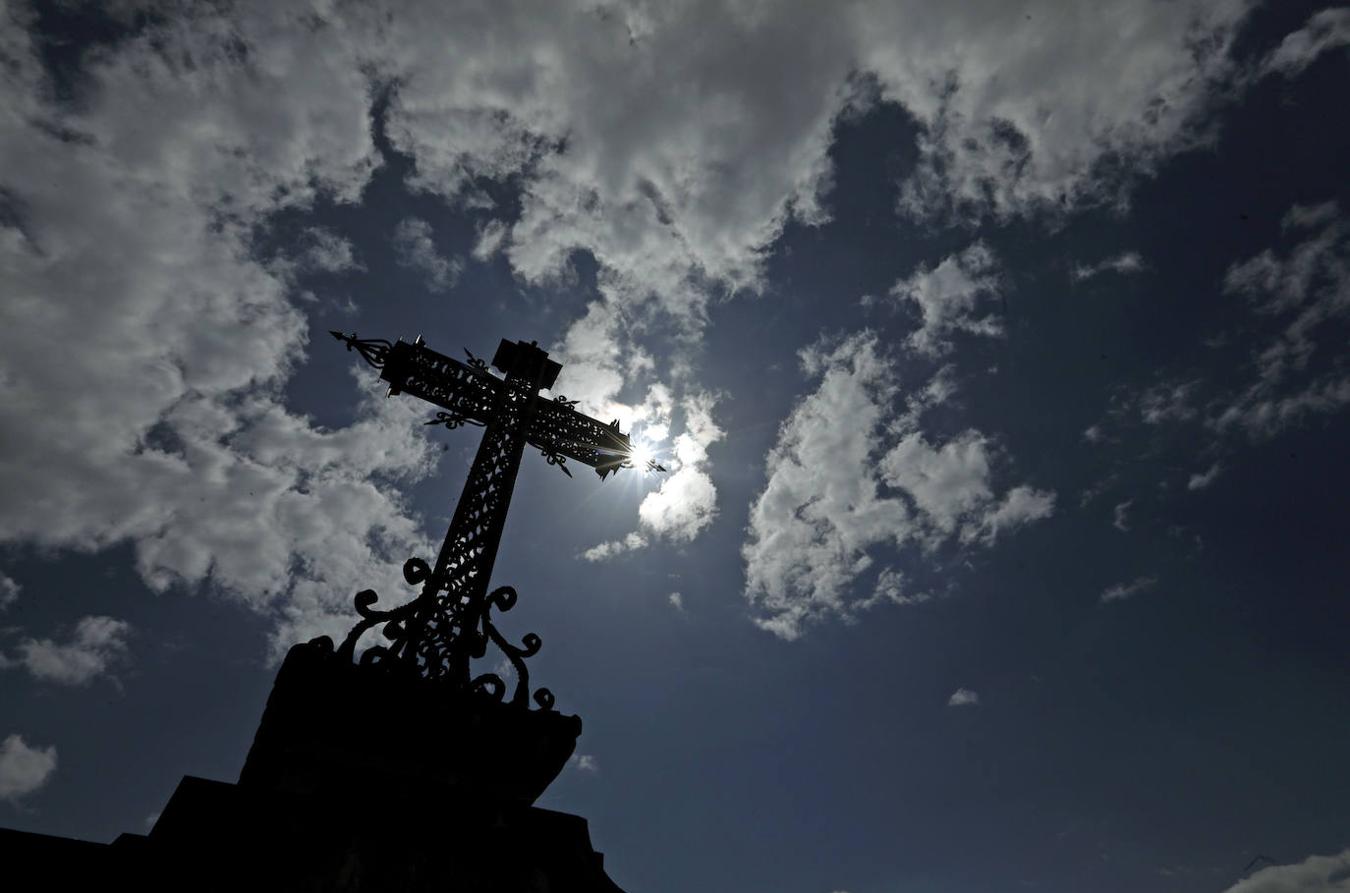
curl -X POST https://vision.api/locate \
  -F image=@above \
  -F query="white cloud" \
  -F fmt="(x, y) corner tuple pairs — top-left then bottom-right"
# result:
(1100, 576), (1157, 604)
(393, 216), (462, 291)
(471, 219), (509, 262)
(1113, 499), (1134, 533)
(1071, 251), (1147, 282)
(0, 574), (18, 611)
(743, 333), (911, 639)
(1261, 8), (1350, 79)
(1139, 381), (1199, 424)
(884, 2), (1254, 222)
(1187, 462), (1223, 491)
(889, 242), (1003, 356)
(584, 390), (724, 559)
(1283, 201), (1340, 232)
(1085, 201), (1349, 470)
(636, 459), (716, 538)
(297, 226), (362, 273)
(881, 431), (993, 535)
(569, 753), (599, 774)
(4, 615), (131, 686)
(967, 485), (1056, 545)
(637, 392), (723, 542)
(582, 532), (648, 562)
(947, 688), (980, 707)
(668, 591), (684, 612)
(0, 734), (57, 803)
(359, 0), (1264, 424)
(1217, 202), (1350, 438)
(743, 331), (1052, 639)
(861, 568), (930, 611)
(364, 0), (1262, 314)
(1220, 847), (1350, 893)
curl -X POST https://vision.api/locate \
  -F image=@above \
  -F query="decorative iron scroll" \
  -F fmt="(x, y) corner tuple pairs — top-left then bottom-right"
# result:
(330, 331), (392, 369)
(426, 410), (484, 431)
(335, 559), (554, 710)
(538, 446), (573, 477)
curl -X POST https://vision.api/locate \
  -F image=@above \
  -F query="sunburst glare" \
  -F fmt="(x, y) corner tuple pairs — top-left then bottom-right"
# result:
(629, 438), (657, 469)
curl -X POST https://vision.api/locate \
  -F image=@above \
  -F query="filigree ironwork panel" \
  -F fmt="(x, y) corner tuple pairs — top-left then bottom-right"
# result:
(527, 396), (632, 477)
(383, 339), (501, 424)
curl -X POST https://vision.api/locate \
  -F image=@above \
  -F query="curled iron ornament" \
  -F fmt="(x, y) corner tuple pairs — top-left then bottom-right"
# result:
(329, 330), (392, 369)
(335, 557), (554, 711)
(425, 410), (484, 431)
(539, 447), (572, 477)
(462, 348), (489, 373)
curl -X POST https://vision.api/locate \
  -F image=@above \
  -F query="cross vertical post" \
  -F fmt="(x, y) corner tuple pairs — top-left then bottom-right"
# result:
(406, 338), (557, 692)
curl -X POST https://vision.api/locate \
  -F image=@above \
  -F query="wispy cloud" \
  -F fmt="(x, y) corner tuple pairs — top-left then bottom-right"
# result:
(1112, 500), (1134, 533)
(0, 574), (18, 611)
(0, 734), (57, 803)
(393, 217), (463, 291)
(582, 532), (648, 562)
(1260, 8), (1350, 79)
(889, 242), (1003, 356)
(947, 688), (980, 708)
(569, 753), (599, 774)
(471, 219), (508, 262)
(3, 616), (132, 686)
(1220, 846), (1350, 893)
(1217, 203), (1350, 438)
(296, 226), (363, 273)
(1071, 251), (1147, 282)
(1100, 576), (1158, 605)
(1187, 462), (1224, 491)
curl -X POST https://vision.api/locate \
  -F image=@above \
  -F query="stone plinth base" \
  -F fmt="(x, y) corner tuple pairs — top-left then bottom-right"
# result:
(2, 775), (625, 891)
(0, 640), (628, 891)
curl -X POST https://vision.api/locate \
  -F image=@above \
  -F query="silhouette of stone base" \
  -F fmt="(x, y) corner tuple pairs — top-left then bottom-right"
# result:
(3, 775), (625, 892)
(240, 638), (584, 808)
(1, 641), (628, 891)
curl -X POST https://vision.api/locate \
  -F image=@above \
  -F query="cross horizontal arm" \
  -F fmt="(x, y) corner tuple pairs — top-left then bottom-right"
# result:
(381, 338), (501, 425)
(527, 396), (632, 478)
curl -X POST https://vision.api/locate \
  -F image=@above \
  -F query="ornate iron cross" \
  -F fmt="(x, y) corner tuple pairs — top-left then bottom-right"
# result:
(330, 331), (637, 709)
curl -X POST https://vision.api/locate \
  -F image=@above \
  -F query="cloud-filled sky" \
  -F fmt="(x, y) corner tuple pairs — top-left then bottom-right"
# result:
(1, 1), (1348, 890)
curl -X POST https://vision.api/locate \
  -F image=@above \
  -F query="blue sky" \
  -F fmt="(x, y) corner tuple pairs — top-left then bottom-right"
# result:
(1, 2), (1349, 891)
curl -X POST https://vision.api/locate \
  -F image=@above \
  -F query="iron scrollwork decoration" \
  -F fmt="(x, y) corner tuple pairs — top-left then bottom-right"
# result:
(425, 410), (484, 431)
(330, 330), (392, 369)
(335, 559), (554, 710)
(463, 348), (489, 373)
(539, 446), (573, 477)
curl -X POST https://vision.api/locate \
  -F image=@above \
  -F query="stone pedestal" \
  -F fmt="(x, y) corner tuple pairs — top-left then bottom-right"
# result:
(1, 639), (627, 892)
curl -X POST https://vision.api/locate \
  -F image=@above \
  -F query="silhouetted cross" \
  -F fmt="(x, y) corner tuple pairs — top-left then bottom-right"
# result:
(330, 331), (637, 707)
